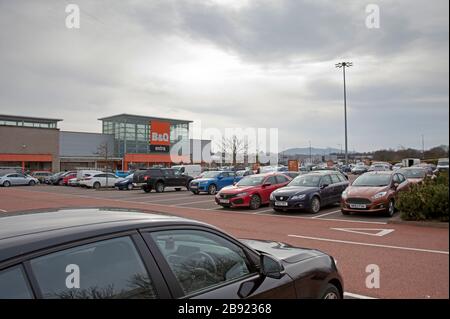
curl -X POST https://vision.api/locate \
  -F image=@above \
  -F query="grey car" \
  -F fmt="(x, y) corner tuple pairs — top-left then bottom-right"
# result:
(0, 173), (39, 187)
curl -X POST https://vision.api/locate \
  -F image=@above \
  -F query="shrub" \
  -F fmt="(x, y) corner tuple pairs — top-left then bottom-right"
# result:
(397, 173), (449, 222)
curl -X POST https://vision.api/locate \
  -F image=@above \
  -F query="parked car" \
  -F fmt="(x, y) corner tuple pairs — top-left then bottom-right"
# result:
(413, 163), (436, 176)
(67, 177), (79, 187)
(30, 171), (52, 183)
(171, 165), (202, 178)
(282, 171), (302, 179)
(392, 163), (404, 170)
(435, 158), (449, 173)
(133, 168), (193, 193)
(368, 163), (391, 172)
(115, 174), (135, 190)
(190, 171), (238, 195)
(0, 173), (39, 187)
(76, 170), (103, 187)
(51, 171), (77, 185)
(115, 170), (134, 178)
(398, 167), (428, 184)
(0, 208), (343, 299)
(235, 169), (254, 177)
(61, 173), (77, 186)
(341, 171), (409, 217)
(270, 171), (349, 214)
(79, 172), (120, 189)
(351, 165), (369, 175)
(216, 173), (291, 210)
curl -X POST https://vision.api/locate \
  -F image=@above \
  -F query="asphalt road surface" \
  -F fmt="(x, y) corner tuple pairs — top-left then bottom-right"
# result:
(0, 185), (448, 299)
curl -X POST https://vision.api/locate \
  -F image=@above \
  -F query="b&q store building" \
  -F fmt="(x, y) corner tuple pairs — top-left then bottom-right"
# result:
(0, 114), (211, 172)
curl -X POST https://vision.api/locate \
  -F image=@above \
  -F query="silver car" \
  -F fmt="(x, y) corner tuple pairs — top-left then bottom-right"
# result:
(0, 173), (39, 187)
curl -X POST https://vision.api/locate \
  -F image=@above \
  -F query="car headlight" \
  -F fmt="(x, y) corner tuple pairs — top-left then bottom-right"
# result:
(236, 192), (248, 197)
(342, 189), (348, 198)
(291, 194), (306, 200)
(372, 191), (387, 199)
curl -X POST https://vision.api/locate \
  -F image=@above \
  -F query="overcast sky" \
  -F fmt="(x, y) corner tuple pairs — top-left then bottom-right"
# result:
(0, 0), (448, 152)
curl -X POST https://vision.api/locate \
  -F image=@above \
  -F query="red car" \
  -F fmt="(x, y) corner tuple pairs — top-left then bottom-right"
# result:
(62, 173), (77, 186)
(215, 172), (292, 210)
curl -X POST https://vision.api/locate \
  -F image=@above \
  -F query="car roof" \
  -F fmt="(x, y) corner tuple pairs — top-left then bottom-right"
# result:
(366, 171), (394, 175)
(0, 209), (206, 264)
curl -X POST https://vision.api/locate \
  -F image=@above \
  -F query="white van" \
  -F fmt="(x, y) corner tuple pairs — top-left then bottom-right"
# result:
(171, 165), (202, 178)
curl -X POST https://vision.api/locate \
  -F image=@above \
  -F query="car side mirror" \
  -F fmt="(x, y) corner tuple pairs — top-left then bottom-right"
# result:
(217, 175), (223, 180)
(320, 184), (329, 189)
(393, 182), (399, 189)
(260, 254), (284, 279)
(262, 183), (271, 187)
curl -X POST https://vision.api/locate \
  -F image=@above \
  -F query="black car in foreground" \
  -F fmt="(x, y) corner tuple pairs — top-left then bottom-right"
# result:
(133, 168), (193, 193)
(0, 209), (343, 299)
(270, 171), (349, 213)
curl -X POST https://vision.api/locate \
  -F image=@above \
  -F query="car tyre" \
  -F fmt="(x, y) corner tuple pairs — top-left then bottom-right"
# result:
(127, 183), (133, 191)
(249, 194), (262, 210)
(3, 181), (11, 187)
(192, 190), (199, 195)
(143, 186), (151, 193)
(58, 179), (64, 186)
(309, 196), (321, 214)
(155, 182), (165, 193)
(93, 182), (101, 190)
(28, 180), (36, 186)
(321, 284), (341, 299)
(208, 184), (217, 195)
(386, 199), (395, 217)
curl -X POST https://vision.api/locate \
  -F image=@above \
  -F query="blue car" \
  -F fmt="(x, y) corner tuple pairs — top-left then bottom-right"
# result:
(114, 174), (134, 190)
(115, 170), (134, 178)
(189, 171), (241, 195)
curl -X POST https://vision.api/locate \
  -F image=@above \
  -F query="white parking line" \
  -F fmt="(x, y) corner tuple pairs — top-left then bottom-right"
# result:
(312, 210), (341, 219)
(344, 292), (377, 299)
(252, 208), (276, 214)
(288, 234), (449, 255)
(0, 209), (7, 213)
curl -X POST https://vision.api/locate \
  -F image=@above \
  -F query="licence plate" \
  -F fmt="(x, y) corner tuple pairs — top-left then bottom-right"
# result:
(350, 204), (367, 209)
(275, 201), (288, 207)
(219, 199), (230, 204)
(190, 185), (198, 189)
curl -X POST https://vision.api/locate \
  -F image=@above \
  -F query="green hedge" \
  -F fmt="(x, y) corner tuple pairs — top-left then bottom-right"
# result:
(397, 172), (449, 222)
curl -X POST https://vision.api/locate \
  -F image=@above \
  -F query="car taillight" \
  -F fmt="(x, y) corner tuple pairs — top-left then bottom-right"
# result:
(84, 177), (92, 181)
(144, 175), (150, 181)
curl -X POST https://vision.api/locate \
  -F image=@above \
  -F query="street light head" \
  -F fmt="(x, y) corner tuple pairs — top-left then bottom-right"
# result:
(336, 61), (353, 68)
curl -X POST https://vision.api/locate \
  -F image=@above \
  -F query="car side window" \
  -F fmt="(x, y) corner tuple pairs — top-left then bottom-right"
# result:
(0, 265), (34, 299)
(150, 230), (253, 296)
(320, 175), (333, 186)
(30, 236), (158, 299)
(265, 176), (277, 185)
(275, 175), (289, 184)
(392, 174), (400, 184)
(330, 175), (341, 184)
(397, 173), (406, 183)
(337, 174), (347, 182)
(221, 172), (229, 178)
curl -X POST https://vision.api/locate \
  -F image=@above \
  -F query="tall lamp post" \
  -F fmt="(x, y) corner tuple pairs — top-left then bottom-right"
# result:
(335, 61), (352, 165)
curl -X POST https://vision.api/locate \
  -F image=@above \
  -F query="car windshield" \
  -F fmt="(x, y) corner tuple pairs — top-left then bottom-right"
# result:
(288, 174), (322, 187)
(201, 171), (220, 178)
(399, 169), (426, 178)
(352, 174), (391, 187)
(125, 173), (134, 179)
(237, 175), (266, 186)
(236, 170), (247, 176)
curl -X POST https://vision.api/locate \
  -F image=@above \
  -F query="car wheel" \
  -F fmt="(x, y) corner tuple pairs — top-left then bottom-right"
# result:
(58, 179), (64, 186)
(28, 180), (36, 186)
(93, 182), (101, 190)
(249, 194), (262, 210)
(155, 182), (165, 193)
(127, 183), (133, 191)
(3, 181), (11, 187)
(143, 186), (151, 193)
(321, 284), (341, 299)
(386, 199), (395, 217)
(186, 180), (193, 191)
(208, 184), (217, 195)
(192, 190), (199, 195)
(309, 196), (321, 214)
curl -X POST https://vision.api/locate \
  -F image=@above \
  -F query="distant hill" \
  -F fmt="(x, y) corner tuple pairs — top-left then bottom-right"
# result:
(281, 147), (342, 156)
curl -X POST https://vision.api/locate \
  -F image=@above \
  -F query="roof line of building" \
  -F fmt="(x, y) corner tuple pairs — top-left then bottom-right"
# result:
(0, 114), (63, 122)
(98, 113), (193, 123)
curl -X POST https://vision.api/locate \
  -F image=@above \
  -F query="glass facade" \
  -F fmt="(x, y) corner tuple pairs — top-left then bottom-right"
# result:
(101, 115), (190, 157)
(0, 119), (57, 129)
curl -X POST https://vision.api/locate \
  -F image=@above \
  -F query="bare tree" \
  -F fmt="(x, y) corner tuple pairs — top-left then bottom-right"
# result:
(217, 135), (250, 168)
(94, 142), (110, 187)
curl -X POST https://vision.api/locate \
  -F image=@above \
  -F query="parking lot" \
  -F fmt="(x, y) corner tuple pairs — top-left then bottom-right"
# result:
(0, 182), (448, 299)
